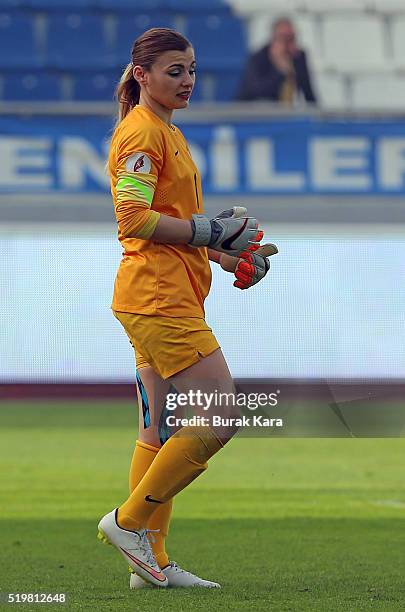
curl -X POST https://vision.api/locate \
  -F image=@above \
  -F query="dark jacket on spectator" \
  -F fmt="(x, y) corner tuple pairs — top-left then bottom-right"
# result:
(237, 45), (317, 103)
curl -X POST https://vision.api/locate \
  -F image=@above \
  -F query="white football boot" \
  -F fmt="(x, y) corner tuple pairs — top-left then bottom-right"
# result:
(129, 561), (221, 588)
(97, 509), (168, 587)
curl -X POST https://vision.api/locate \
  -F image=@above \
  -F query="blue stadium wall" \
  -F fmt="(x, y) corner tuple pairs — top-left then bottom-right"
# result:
(2, 114), (405, 195)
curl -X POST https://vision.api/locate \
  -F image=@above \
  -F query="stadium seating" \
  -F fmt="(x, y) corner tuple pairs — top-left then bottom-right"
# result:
(295, 15), (323, 71)
(2, 0), (405, 107)
(191, 70), (241, 102)
(314, 72), (348, 108)
(371, 0), (405, 12)
(187, 14), (246, 70)
(25, 0), (95, 9)
(214, 70), (241, 101)
(2, 72), (63, 100)
(227, 0), (405, 108)
(46, 13), (114, 69)
(166, 0), (229, 12)
(352, 74), (405, 109)
(230, 0), (301, 14)
(96, 0), (163, 10)
(72, 71), (119, 101)
(20, 0), (229, 9)
(0, 0), (23, 7)
(0, 11), (42, 68)
(322, 15), (386, 73)
(391, 16), (405, 69)
(113, 13), (177, 65)
(300, 0), (370, 11)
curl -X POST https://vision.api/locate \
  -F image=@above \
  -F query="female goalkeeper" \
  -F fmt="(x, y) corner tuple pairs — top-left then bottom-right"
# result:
(98, 27), (275, 589)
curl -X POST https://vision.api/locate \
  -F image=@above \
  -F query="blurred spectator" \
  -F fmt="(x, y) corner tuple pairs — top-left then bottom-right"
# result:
(237, 17), (317, 105)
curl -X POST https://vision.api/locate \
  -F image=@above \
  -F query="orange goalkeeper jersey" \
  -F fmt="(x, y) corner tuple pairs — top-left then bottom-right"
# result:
(109, 105), (211, 317)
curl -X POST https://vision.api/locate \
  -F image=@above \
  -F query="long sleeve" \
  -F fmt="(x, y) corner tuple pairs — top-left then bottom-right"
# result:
(294, 50), (317, 104)
(111, 123), (165, 240)
(115, 171), (160, 239)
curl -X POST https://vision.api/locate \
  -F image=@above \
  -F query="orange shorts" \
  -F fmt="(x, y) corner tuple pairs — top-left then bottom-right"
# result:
(113, 311), (220, 379)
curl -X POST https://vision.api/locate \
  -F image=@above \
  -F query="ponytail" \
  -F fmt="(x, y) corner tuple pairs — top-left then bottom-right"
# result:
(115, 62), (140, 126)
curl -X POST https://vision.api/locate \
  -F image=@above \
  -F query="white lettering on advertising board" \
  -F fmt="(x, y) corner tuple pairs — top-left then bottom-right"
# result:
(1, 134), (405, 193)
(246, 138), (306, 190)
(310, 138), (371, 190)
(59, 137), (109, 189)
(378, 138), (405, 189)
(0, 137), (52, 188)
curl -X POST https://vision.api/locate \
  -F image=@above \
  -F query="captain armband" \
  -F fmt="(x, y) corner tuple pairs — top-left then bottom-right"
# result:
(115, 171), (160, 240)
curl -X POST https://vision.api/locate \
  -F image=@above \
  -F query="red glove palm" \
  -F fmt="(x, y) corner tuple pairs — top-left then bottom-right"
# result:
(234, 243), (278, 290)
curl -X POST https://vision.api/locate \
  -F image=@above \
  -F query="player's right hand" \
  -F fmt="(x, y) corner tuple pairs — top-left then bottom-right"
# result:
(189, 207), (263, 257)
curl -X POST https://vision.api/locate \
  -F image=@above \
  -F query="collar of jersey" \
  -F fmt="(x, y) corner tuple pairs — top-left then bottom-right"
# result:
(135, 105), (177, 133)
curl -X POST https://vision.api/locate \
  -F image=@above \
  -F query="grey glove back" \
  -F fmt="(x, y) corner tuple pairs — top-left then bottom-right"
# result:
(189, 207), (261, 257)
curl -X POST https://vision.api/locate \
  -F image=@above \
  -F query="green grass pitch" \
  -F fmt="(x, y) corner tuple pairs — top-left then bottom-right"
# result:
(1, 401), (405, 611)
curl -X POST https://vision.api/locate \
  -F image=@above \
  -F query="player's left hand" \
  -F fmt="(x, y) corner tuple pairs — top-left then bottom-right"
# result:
(234, 243), (278, 290)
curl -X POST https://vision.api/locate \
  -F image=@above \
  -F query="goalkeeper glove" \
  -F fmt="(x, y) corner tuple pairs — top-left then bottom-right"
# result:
(234, 243), (278, 290)
(189, 206), (263, 257)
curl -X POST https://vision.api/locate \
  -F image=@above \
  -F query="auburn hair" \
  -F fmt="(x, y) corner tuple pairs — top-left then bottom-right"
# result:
(115, 27), (192, 126)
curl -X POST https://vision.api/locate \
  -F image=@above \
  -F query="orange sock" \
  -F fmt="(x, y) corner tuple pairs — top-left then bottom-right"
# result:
(118, 427), (224, 531)
(128, 440), (172, 568)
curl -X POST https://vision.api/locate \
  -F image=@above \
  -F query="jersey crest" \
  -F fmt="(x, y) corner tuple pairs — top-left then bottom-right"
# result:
(125, 152), (152, 174)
